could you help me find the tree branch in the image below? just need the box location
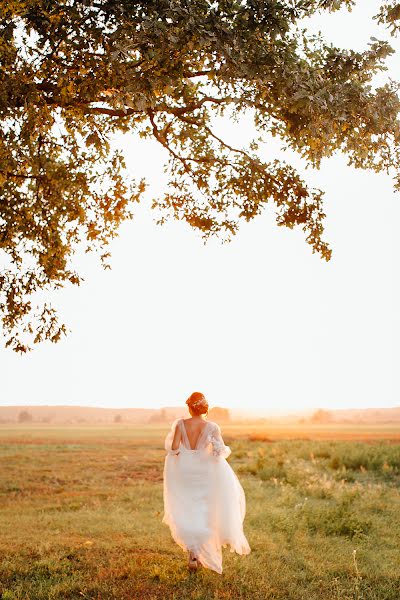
[176,114,281,187]
[147,109,193,177]
[82,106,138,117]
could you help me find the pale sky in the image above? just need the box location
[1,1,399,416]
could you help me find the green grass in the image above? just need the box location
[0,424,399,599]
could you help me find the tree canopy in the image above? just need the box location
[2,0,400,351]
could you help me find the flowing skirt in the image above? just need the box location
[162,446,250,574]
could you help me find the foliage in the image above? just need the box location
[309,408,333,423]
[2,1,400,350]
[17,409,32,423]
[208,407,230,422]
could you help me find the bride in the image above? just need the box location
[162,392,251,574]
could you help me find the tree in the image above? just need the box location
[148,408,168,423]
[18,409,33,423]
[208,407,230,422]
[41,415,53,423]
[309,408,332,424]
[2,1,400,351]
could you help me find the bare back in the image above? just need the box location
[182,418,208,450]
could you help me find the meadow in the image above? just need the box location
[0,423,399,600]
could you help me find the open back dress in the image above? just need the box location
[162,418,250,574]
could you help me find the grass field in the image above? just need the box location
[0,423,399,600]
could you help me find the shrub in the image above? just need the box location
[304,501,372,539]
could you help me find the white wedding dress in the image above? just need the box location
[162,418,251,574]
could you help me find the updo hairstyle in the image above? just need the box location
[186,392,209,417]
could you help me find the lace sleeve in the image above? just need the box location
[210,423,231,459]
[164,418,181,455]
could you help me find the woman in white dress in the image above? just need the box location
[162,392,251,574]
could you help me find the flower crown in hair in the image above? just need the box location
[187,396,208,408]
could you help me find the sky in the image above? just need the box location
[1,1,399,416]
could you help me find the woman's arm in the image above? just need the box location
[171,421,182,452]
[210,423,231,459]
[164,419,182,455]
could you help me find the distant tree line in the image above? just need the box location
[147,407,231,424]
[5,407,232,425]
